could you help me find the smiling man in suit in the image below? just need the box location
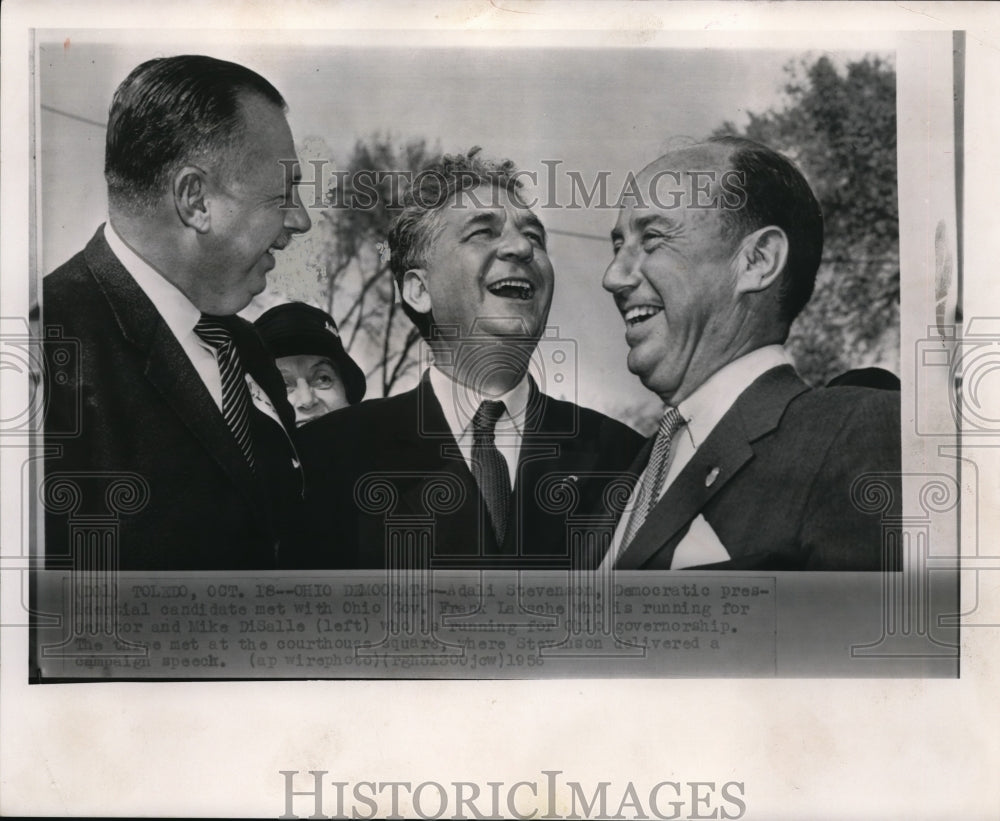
[42,55,311,569]
[601,136,900,571]
[292,149,642,569]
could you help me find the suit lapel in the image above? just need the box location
[394,377,496,556]
[513,383,634,561]
[607,436,651,518]
[504,381,549,554]
[614,422,754,569]
[616,365,809,570]
[229,317,298,434]
[83,228,259,504]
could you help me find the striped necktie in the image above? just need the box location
[471,400,511,548]
[194,315,256,471]
[616,406,686,560]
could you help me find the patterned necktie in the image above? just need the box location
[617,406,686,558]
[194,315,256,472]
[471,400,512,548]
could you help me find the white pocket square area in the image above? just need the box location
[670,514,731,569]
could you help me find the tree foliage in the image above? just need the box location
[317,136,435,397]
[315,57,898,398]
[714,55,899,385]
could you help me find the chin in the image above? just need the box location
[473,317,540,338]
[626,349,646,378]
[629,356,662,392]
[251,267,271,292]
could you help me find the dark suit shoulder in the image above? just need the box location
[536,393,645,467]
[789,385,900,570]
[43,228,140,339]
[299,388,418,441]
[45,225,111,286]
[44,246,101,307]
[544,391,639,431]
[43,252,125,350]
[45,247,89,284]
[783,382,900,434]
[579,401,642,444]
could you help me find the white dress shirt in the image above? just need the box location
[428,366,530,488]
[103,222,224,410]
[605,345,794,569]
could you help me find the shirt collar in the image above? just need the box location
[676,345,793,449]
[103,221,201,342]
[428,365,531,441]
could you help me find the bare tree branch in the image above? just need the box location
[345,282,369,352]
[380,294,399,396]
[386,326,422,392]
[323,257,353,317]
[338,261,388,333]
[315,136,434,396]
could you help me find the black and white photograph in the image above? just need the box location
[2,1,998,818]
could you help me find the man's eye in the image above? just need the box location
[524,231,546,248]
[312,375,334,389]
[641,233,666,249]
[284,383,296,394]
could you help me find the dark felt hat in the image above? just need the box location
[254,302,367,404]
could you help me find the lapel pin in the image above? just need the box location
[705,466,721,487]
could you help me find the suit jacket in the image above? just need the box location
[42,227,303,570]
[288,373,644,569]
[613,365,901,571]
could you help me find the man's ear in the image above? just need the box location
[733,226,788,295]
[173,166,211,233]
[401,269,433,315]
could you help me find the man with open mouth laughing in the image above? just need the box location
[42,55,311,570]
[601,137,901,572]
[291,149,643,569]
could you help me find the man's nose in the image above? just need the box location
[497,227,534,262]
[602,248,637,294]
[290,379,316,408]
[283,188,312,234]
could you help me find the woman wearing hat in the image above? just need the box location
[254,302,367,426]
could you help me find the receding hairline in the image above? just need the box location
[415,179,540,256]
[639,142,735,184]
[623,143,739,245]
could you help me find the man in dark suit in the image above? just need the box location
[292,150,643,568]
[601,136,900,571]
[42,55,311,570]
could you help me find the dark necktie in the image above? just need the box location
[616,406,686,561]
[471,400,511,548]
[194,315,256,471]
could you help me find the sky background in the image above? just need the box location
[37,34,890,429]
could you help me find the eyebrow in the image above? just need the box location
[460,207,547,245]
[632,213,680,233]
[611,212,681,244]
[461,212,501,231]
[309,359,337,374]
[518,212,547,242]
